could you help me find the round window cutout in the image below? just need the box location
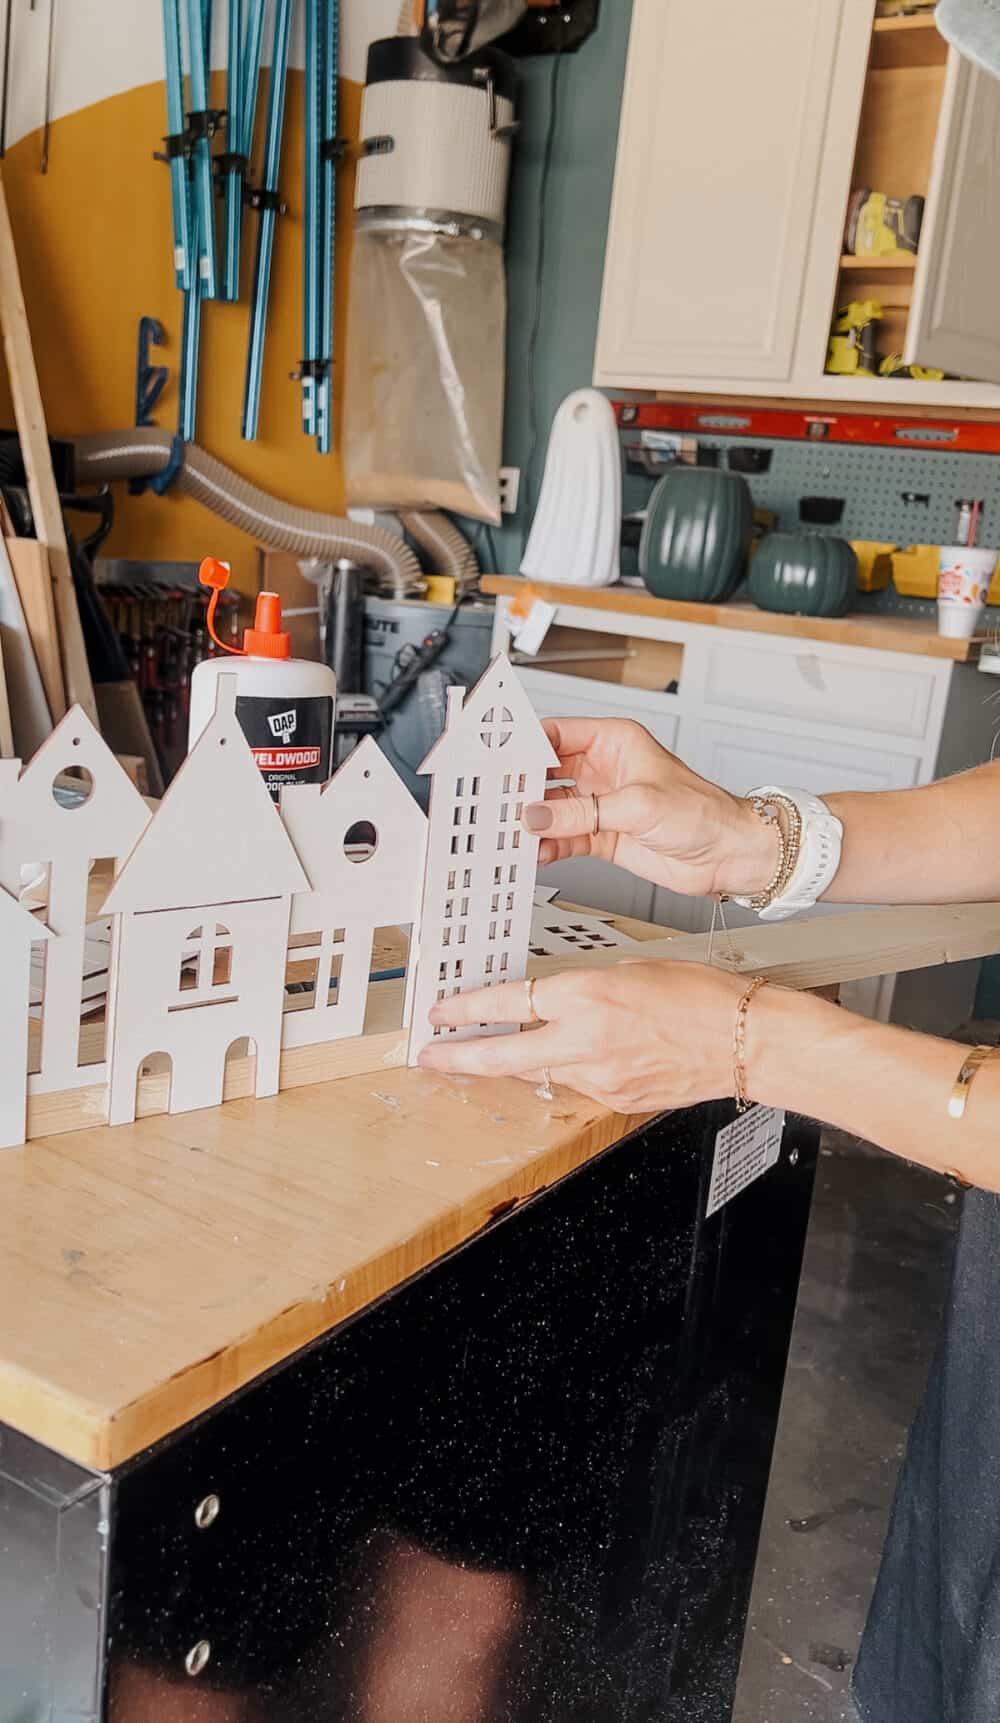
[344,819,378,863]
[52,765,95,808]
[480,706,514,750]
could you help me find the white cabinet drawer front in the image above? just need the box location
[522,677,680,757]
[698,721,922,796]
[703,643,936,740]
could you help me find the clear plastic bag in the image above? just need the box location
[343,225,505,525]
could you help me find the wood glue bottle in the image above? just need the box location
[188,557,338,802]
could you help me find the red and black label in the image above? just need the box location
[236,694,334,803]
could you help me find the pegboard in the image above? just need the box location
[622,434,1000,618]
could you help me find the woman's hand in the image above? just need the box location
[417,960,746,1115]
[524,717,778,899]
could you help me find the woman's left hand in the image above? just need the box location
[417,960,747,1115]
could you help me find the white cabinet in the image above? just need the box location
[595,0,1000,406]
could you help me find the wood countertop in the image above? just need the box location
[482,577,984,663]
[5,900,1000,1475]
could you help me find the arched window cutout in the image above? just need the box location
[480,707,514,750]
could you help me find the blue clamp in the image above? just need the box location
[130,316,185,497]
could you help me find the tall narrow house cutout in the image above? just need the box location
[408,654,558,1065]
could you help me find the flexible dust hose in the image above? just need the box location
[70,429,424,595]
[400,510,479,588]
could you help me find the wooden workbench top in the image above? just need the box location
[0,1070,640,1473]
[483,577,983,662]
[6,897,1000,1475]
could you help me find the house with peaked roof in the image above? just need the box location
[103,676,308,1124]
[407,652,558,1065]
[280,736,427,1047]
[0,887,51,1149]
[0,707,150,1097]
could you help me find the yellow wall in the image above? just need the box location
[2,70,363,594]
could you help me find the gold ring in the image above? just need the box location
[592,793,601,837]
[524,977,544,1024]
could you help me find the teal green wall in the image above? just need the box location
[488,0,634,573]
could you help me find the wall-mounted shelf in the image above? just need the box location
[840,253,916,270]
[870,11,947,66]
[873,13,939,33]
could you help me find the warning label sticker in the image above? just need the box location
[706,1107,785,1218]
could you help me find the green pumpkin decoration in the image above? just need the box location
[640,468,753,603]
[748,533,858,618]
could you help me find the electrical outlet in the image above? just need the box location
[499,467,521,515]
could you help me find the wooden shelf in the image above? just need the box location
[873,13,939,32]
[483,576,984,662]
[870,11,947,66]
[840,253,916,270]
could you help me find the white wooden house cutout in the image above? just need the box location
[407,652,558,1065]
[280,736,427,1047]
[0,886,50,1148]
[0,707,150,1096]
[103,676,308,1123]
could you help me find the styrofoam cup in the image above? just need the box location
[937,545,996,638]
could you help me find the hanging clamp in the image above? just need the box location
[215,149,250,194]
[245,184,288,215]
[187,106,228,143]
[156,129,192,165]
[291,357,330,384]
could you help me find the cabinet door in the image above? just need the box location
[594,0,873,389]
[906,50,1000,384]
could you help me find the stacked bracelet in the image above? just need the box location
[738,794,803,912]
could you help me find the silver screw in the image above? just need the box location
[789,1147,800,1167]
[194,1494,220,1530]
[185,1640,212,1678]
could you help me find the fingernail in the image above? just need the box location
[523,803,553,832]
[428,1007,445,1025]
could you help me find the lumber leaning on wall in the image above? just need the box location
[0,170,94,722]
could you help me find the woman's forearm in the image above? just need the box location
[822,763,1000,904]
[748,985,1000,1190]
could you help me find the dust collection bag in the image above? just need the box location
[342,36,517,526]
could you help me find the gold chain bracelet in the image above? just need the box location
[733,975,768,1112]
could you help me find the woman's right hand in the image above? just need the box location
[523,717,779,900]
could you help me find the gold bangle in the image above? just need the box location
[733,975,768,1112]
[948,1044,1000,1121]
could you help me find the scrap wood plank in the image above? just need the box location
[6,536,63,722]
[0,635,12,756]
[526,902,1000,991]
[0,170,93,722]
[0,533,50,755]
